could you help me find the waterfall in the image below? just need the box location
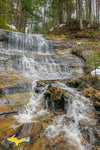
[44,82,95,150]
[0,29,54,54]
[21,56,72,80]
[0,29,95,149]
[14,80,49,123]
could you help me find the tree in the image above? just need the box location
[0,0,10,29]
[0,0,100,34]
[78,0,83,29]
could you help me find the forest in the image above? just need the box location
[0,0,100,34]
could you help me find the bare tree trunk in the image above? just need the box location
[96,0,99,28]
[58,9,63,24]
[98,0,100,28]
[78,0,83,29]
[67,2,72,23]
[57,0,63,24]
[76,0,79,20]
[10,1,13,31]
[88,0,93,28]
[85,0,89,21]
[16,0,19,29]
[23,13,27,33]
[43,5,46,35]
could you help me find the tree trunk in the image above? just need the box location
[96,0,99,28]
[88,0,93,28]
[58,9,63,24]
[67,1,72,23]
[76,0,79,20]
[98,0,100,28]
[78,0,83,29]
[85,0,89,21]
[43,4,46,35]
[16,0,19,29]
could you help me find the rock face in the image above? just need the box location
[44,86,66,111]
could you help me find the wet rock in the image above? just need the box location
[66,76,86,89]
[94,100,100,112]
[71,48,84,60]
[84,87,94,97]
[0,117,16,143]
[94,127,100,146]
[54,40,75,49]
[37,81,46,87]
[67,75,100,91]
[94,92,100,113]
[86,110,95,119]
[95,111,100,121]
[8,92,31,105]
[44,86,67,111]
[79,119,97,126]
[80,129,90,144]
[0,88,5,96]
[94,126,100,147]
[66,76,96,93]
[0,92,31,106]
[94,92,100,100]
[81,138,87,145]
[0,109,18,115]
[14,122,43,139]
[7,82,31,95]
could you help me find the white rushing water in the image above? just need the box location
[21,56,73,80]
[14,80,95,149]
[0,30,94,149]
[0,29,54,54]
[14,80,49,123]
[44,82,95,150]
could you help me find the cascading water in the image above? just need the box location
[14,80,49,123]
[0,29,96,149]
[44,82,95,150]
[0,29,54,54]
[21,56,73,80]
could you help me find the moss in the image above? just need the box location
[0,22,12,31]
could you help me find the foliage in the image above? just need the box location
[0,0,10,30]
[0,0,100,33]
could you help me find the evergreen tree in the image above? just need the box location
[0,0,10,29]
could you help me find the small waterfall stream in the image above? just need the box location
[14,80,49,123]
[44,82,95,150]
[0,29,96,150]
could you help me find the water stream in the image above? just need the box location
[0,29,96,150]
[45,82,95,150]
